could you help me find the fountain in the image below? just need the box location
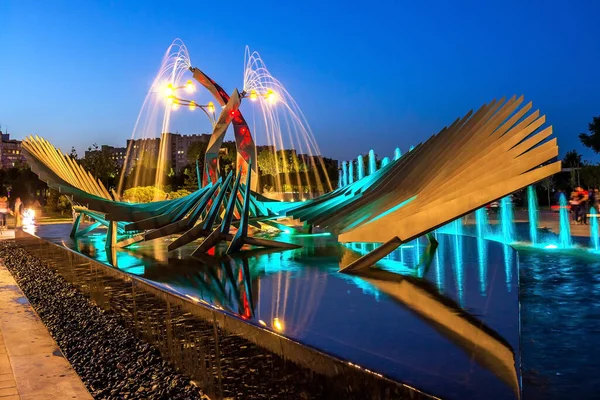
[475,208,489,238]
[394,148,402,160]
[409,145,415,152]
[500,196,515,244]
[381,157,390,167]
[527,186,539,245]
[243,48,333,195]
[591,207,599,251]
[357,155,365,180]
[369,149,377,175]
[477,236,488,296]
[454,218,463,236]
[559,193,572,248]
[18,38,568,399]
[117,39,193,197]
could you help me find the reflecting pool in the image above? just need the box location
[519,247,600,399]
[29,224,520,399]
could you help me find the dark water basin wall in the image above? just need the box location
[19,224,522,399]
[15,230,426,400]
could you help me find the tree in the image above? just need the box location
[540,176,554,206]
[563,150,582,187]
[580,164,600,189]
[579,116,600,153]
[563,150,582,168]
[183,166,199,191]
[45,188,71,215]
[69,147,78,160]
[81,143,118,187]
[219,142,236,177]
[187,141,208,165]
[257,149,277,176]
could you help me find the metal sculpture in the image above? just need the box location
[21,136,292,258]
[285,96,561,271]
[23,96,559,272]
[190,67,258,191]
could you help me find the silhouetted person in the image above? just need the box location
[13,197,22,228]
[0,197,9,231]
[580,189,589,225]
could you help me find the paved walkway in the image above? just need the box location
[0,231,14,241]
[0,258,91,399]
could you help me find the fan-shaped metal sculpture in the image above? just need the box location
[22,95,559,270]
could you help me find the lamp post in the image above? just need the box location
[240,89,278,104]
[162,79,279,191]
[165,80,217,124]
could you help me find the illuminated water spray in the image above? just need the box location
[368,149,376,175]
[357,155,365,180]
[591,207,599,251]
[119,39,192,197]
[475,207,489,238]
[477,237,488,296]
[527,186,539,245]
[381,157,390,167]
[349,161,354,184]
[558,193,572,248]
[341,161,348,187]
[243,48,332,195]
[499,196,515,244]
[394,148,402,160]
[454,217,463,236]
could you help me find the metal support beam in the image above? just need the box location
[69,213,81,238]
[105,221,117,251]
[338,237,402,273]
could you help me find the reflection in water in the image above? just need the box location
[453,233,465,306]
[503,244,513,292]
[354,269,520,398]
[519,249,600,399]
[30,224,521,399]
[434,232,444,293]
[478,237,488,296]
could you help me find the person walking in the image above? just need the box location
[570,190,581,224]
[13,197,23,228]
[0,197,9,232]
[578,188,589,225]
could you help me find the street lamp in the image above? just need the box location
[163,81,216,124]
[240,89,278,104]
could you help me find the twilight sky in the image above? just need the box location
[1,0,599,162]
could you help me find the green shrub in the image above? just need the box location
[122,186,167,203]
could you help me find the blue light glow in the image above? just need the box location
[357,155,365,180]
[475,207,489,238]
[591,207,599,251]
[527,186,539,245]
[368,149,377,176]
[500,196,515,244]
[559,193,573,248]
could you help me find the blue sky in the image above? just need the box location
[1,0,599,162]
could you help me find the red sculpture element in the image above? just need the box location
[190,67,258,190]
